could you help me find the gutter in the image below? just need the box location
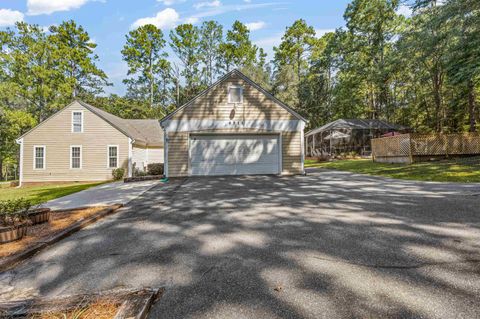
[15,138,23,187]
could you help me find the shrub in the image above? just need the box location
[147,163,164,176]
[112,168,125,181]
[133,168,148,177]
[0,198,31,227]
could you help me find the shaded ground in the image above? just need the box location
[1,169,480,318]
[305,157,480,183]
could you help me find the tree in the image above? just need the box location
[170,24,202,101]
[219,21,257,72]
[0,107,36,180]
[50,20,109,99]
[199,21,224,85]
[122,24,170,111]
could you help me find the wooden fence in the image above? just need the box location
[371,133,480,163]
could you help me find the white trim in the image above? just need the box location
[107,145,119,169]
[33,145,46,170]
[300,122,305,174]
[227,85,243,104]
[164,131,169,178]
[71,110,84,133]
[17,139,24,186]
[278,133,283,174]
[163,119,303,133]
[128,138,133,177]
[69,145,82,169]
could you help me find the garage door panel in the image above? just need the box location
[190,134,280,176]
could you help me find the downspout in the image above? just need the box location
[15,138,23,187]
[301,125,305,175]
[163,127,168,178]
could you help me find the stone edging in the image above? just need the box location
[0,204,123,272]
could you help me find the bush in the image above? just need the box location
[112,168,125,181]
[0,198,31,227]
[147,163,164,176]
[133,168,148,177]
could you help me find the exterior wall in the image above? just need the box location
[22,101,130,183]
[164,74,304,177]
[132,146,164,172]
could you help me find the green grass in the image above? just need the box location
[305,158,480,183]
[0,182,106,205]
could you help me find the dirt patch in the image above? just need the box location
[0,207,108,258]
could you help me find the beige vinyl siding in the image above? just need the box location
[167,132,189,177]
[282,131,302,174]
[172,74,297,121]
[22,101,130,183]
[147,147,164,164]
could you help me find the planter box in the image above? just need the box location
[0,223,28,244]
[28,208,51,225]
[124,175,165,183]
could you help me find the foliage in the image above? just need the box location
[305,157,480,183]
[147,163,164,176]
[122,24,170,113]
[112,168,125,180]
[0,198,31,227]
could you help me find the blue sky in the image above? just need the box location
[0,0,408,95]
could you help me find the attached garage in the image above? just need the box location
[160,69,307,177]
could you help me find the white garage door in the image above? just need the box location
[189,134,280,176]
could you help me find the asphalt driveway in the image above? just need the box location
[2,169,480,318]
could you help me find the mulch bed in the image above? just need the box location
[1,207,109,258]
[0,287,164,319]
[123,175,164,183]
[0,205,123,272]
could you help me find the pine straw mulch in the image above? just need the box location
[0,207,109,258]
[26,298,120,319]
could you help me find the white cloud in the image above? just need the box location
[157,0,186,5]
[244,0,252,2]
[27,0,91,15]
[397,5,412,17]
[194,0,222,10]
[315,28,335,37]
[186,2,277,23]
[131,8,180,29]
[245,21,266,31]
[0,9,24,27]
[185,17,200,24]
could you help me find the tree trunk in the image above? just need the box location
[468,80,477,132]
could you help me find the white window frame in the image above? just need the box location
[70,145,82,169]
[227,85,243,104]
[33,145,46,170]
[107,145,119,169]
[71,110,84,133]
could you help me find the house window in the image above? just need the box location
[72,111,83,133]
[108,145,118,168]
[34,146,45,170]
[228,86,243,104]
[70,146,82,169]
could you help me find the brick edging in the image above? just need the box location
[0,204,123,272]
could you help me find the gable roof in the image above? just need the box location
[18,100,163,147]
[306,119,408,137]
[160,69,308,124]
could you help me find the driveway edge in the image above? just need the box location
[0,204,123,272]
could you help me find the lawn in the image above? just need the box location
[305,157,480,183]
[0,182,106,205]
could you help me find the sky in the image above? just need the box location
[0,0,411,96]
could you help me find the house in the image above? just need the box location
[305,118,408,157]
[16,100,163,186]
[160,69,307,177]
